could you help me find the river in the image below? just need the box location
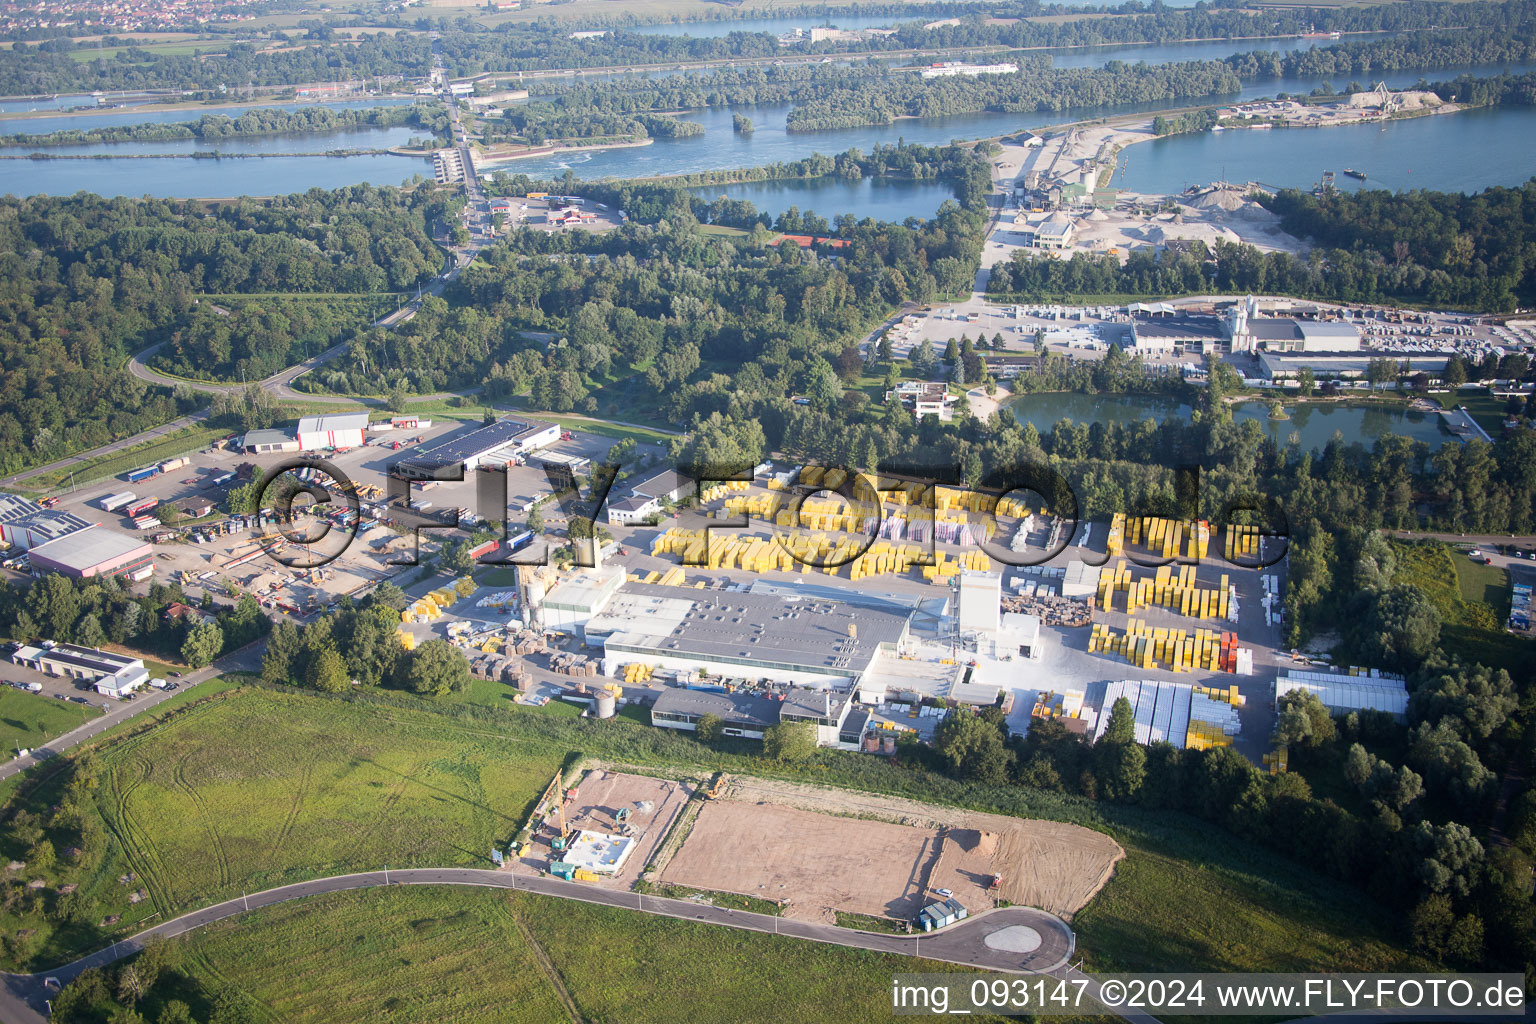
[630,5,1202,37]
[1119,104,1536,196]
[1,45,1532,207]
[1002,392,1456,450]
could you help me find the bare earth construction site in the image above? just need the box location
[655,776,1123,926]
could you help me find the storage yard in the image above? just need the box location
[658,776,1122,925]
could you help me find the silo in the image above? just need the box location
[594,691,617,719]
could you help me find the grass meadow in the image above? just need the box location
[160,886,1017,1024]
[0,682,1430,984]
[0,688,96,753]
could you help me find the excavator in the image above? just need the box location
[702,771,728,800]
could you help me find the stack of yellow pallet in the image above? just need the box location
[1225,524,1261,560]
[1106,513,1126,556]
[1262,746,1289,774]
[1185,720,1232,751]
[699,480,749,503]
[1088,619,1227,673]
[995,495,1051,519]
[799,466,825,488]
[723,493,783,522]
[1098,561,1230,619]
[1124,516,1210,560]
[622,663,653,684]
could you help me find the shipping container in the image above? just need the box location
[99,492,136,512]
[159,456,190,473]
[125,497,160,517]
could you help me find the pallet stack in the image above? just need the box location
[1096,561,1232,619]
[699,480,749,504]
[1225,524,1262,561]
[1089,619,1237,673]
[1124,516,1210,561]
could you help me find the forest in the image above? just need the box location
[296,141,989,404]
[0,187,448,474]
[0,103,447,150]
[987,177,1536,312]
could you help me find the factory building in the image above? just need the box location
[242,428,300,454]
[0,508,92,551]
[1275,669,1408,720]
[595,584,912,688]
[649,685,855,746]
[27,525,154,580]
[1258,352,1378,381]
[630,468,693,504]
[1034,217,1074,250]
[1225,295,1361,354]
[10,641,149,698]
[296,412,370,452]
[405,417,560,474]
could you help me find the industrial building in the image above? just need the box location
[27,525,154,580]
[1034,218,1074,250]
[1275,669,1408,720]
[1258,352,1378,381]
[0,503,91,551]
[406,417,560,473]
[10,641,149,698]
[1225,295,1361,354]
[649,685,855,745]
[630,468,693,504]
[296,412,370,451]
[242,428,300,454]
[595,584,912,688]
[1092,679,1244,750]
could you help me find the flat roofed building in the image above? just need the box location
[1129,314,1226,354]
[0,494,41,525]
[242,429,300,454]
[0,508,91,551]
[650,685,853,744]
[602,584,911,686]
[296,412,369,452]
[1276,669,1408,720]
[12,641,149,697]
[406,417,560,473]
[541,566,626,632]
[28,525,153,579]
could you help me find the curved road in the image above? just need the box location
[0,869,1075,1022]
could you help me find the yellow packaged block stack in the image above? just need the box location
[699,480,749,504]
[800,466,825,488]
[1225,524,1260,560]
[1106,513,1126,556]
[622,663,653,684]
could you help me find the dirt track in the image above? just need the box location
[664,777,1123,924]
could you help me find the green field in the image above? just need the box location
[156,886,1011,1024]
[0,689,96,753]
[0,683,1430,979]
[1389,539,1527,671]
[0,687,561,968]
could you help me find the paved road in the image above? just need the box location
[0,868,1076,1022]
[0,410,212,489]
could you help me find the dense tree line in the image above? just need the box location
[0,32,429,95]
[153,296,386,383]
[428,1,1534,76]
[302,141,989,401]
[0,574,270,670]
[0,187,446,474]
[0,103,447,149]
[260,583,470,697]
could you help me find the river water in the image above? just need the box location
[1003,392,1455,450]
[1,43,1532,207]
[689,175,958,224]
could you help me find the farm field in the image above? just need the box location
[0,688,96,752]
[155,886,1016,1024]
